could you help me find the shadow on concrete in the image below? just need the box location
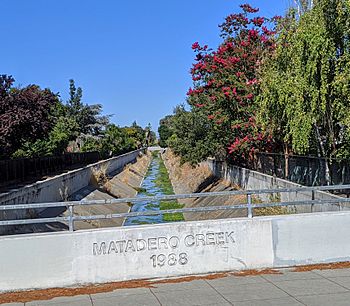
[194,175,221,193]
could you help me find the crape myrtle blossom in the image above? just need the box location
[187,4,280,162]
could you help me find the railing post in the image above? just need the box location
[69,205,74,232]
[311,190,315,213]
[247,194,253,218]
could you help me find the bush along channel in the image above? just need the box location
[124,152,184,226]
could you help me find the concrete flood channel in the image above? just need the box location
[125,152,184,226]
[71,152,184,229]
[125,150,257,225]
[1,148,295,235]
[8,151,184,233]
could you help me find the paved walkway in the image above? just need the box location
[4,268,350,305]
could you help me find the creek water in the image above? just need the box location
[124,156,167,226]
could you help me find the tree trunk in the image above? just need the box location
[283,143,290,179]
[314,123,331,185]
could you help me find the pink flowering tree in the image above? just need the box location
[187,4,280,163]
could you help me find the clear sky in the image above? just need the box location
[1,0,290,131]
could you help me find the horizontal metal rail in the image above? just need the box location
[0,217,70,226]
[1,184,350,211]
[1,197,350,227]
[2,184,350,232]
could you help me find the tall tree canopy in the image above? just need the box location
[168,4,279,164]
[66,79,110,137]
[0,75,59,157]
[158,115,174,148]
[258,0,350,159]
[0,75,155,159]
[166,105,223,164]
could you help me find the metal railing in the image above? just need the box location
[1,184,350,232]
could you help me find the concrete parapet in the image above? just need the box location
[2,211,350,292]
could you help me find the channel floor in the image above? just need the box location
[4,268,350,305]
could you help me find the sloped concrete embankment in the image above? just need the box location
[207,159,347,214]
[162,150,247,221]
[162,150,347,219]
[0,149,149,235]
[69,152,151,230]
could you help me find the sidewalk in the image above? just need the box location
[3,267,350,305]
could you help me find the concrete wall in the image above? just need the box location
[2,211,350,292]
[207,159,346,214]
[0,149,145,235]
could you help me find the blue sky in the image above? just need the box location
[1,0,290,131]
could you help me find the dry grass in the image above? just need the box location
[252,196,289,217]
[233,268,282,276]
[293,261,350,272]
[91,162,109,186]
[254,206,289,216]
[59,184,69,201]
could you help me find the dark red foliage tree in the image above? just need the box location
[0,75,59,157]
[187,4,280,163]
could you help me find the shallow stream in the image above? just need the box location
[124,154,179,226]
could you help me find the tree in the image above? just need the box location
[166,105,224,165]
[258,0,350,182]
[145,123,157,146]
[158,115,174,147]
[66,79,110,137]
[9,79,112,158]
[101,124,136,156]
[186,4,279,163]
[80,120,157,157]
[13,117,79,158]
[259,0,350,156]
[124,121,146,148]
[0,75,59,157]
